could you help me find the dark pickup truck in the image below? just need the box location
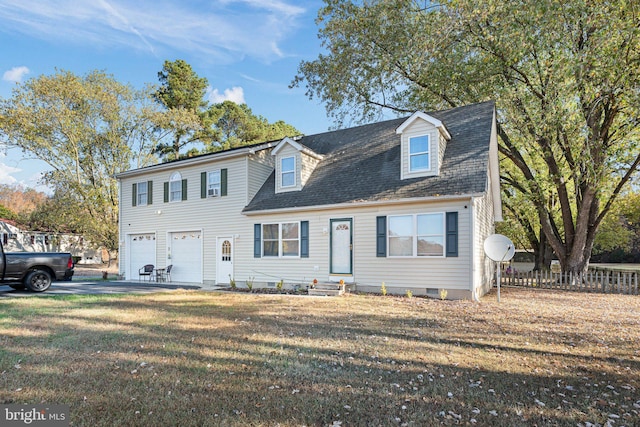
[0,240,74,292]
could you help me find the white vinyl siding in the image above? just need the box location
[242,200,471,294]
[118,157,252,283]
[247,151,275,204]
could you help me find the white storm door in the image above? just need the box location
[330,218,353,276]
[169,231,203,283]
[128,233,156,280]
[216,237,234,284]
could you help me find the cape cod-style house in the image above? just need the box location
[116,101,502,299]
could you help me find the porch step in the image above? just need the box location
[308,282,346,297]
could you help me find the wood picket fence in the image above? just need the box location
[500,269,639,295]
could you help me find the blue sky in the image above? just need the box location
[0,0,332,190]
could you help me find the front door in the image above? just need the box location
[216,237,234,284]
[330,218,353,280]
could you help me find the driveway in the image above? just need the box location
[0,280,205,297]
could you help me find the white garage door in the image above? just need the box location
[128,233,156,280]
[169,231,202,283]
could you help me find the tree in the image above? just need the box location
[152,60,215,159]
[0,184,48,217]
[205,101,300,152]
[293,0,640,273]
[592,191,640,262]
[0,204,17,221]
[0,70,157,261]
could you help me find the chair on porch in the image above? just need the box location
[139,264,154,281]
[156,265,172,282]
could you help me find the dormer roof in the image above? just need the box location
[396,111,451,140]
[272,137,324,160]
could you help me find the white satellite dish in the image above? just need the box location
[484,234,515,262]
[483,234,515,302]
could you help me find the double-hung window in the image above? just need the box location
[409,135,430,172]
[281,156,295,187]
[137,181,148,206]
[262,222,300,257]
[208,170,221,197]
[388,213,444,257]
[169,172,182,202]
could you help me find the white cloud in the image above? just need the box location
[2,66,30,83]
[0,0,307,63]
[208,86,245,104]
[0,160,20,185]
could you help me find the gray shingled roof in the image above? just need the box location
[243,101,495,213]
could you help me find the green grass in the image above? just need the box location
[1,288,639,426]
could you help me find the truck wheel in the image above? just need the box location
[24,269,52,292]
[9,283,26,290]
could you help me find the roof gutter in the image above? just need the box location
[242,193,486,216]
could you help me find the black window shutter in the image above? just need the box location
[132,183,137,207]
[147,181,153,205]
[221,168,228,196]
[376,216,387,257]
[254,224,261,258]
[201,172,207,199]
[300,221,309,258]
[446,211,458,257]
[181,179,187,201]
[163,182,168,203]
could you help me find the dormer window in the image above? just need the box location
[397,111,451,180]
[272,136,323,194]
[409,135,430,172]
[281,156,296,187]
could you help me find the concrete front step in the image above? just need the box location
[308,282,347,296]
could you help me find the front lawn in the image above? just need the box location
[1,288,638,426]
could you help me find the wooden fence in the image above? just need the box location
[500,269,639,295]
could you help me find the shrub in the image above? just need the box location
[381,282,387,296]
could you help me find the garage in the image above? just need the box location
[127,233,156,280]
[169,230,203,283]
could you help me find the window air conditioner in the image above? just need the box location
[208,188,220,197]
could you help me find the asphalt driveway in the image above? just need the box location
[0,280,204,297]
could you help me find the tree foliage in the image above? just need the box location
[205,101,300,152]
[152,60,300,158]
[0,184,48,217]
[0,70,156,258]
[293,0,640,272]
[152,60,216,159]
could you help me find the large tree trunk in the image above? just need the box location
[533,232,554,271]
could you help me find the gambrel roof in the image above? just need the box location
[243,101,496,213]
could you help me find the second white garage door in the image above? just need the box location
[169,231,202,283]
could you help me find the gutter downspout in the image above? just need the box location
[469,196,479,302]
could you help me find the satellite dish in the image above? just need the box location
[484,234,515,262]
[484,234,515,303]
